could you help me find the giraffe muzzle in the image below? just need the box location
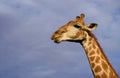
[51,35,61,43]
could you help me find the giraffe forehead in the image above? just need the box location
[57,22,75,31]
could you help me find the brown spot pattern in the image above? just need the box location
[90,56,95,61]
[95,56,100,63]
[101,72,107,78]
[93,43,96,49]
[95,75,101,78]
[97,48,100,54]
[95,65,102,73]
[91,63,95,68]
[109,71,115,78]
[102,61,108,72]
[89,50,95,56]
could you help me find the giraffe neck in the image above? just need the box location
[81,36,119,78]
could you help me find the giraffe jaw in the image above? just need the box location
[52,38,83,44]
[51,34,82,43]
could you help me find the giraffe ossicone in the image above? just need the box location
[51,14,119,78]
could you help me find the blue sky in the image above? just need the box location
[0,0,120,78]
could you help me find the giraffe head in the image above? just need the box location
[51,14,98,43]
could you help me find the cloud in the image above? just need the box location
[0,0,120,78]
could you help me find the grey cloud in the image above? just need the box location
[0,0,120,78]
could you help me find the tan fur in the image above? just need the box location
[51,14,119,78]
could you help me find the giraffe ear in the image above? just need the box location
[88,23,98,31]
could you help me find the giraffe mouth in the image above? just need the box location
[54,39,61,43]
[51,36,62,43]
[66,40,83,43]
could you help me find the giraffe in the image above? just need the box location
[51,14,119,78]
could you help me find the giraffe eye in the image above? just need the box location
[74,25,81,29]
